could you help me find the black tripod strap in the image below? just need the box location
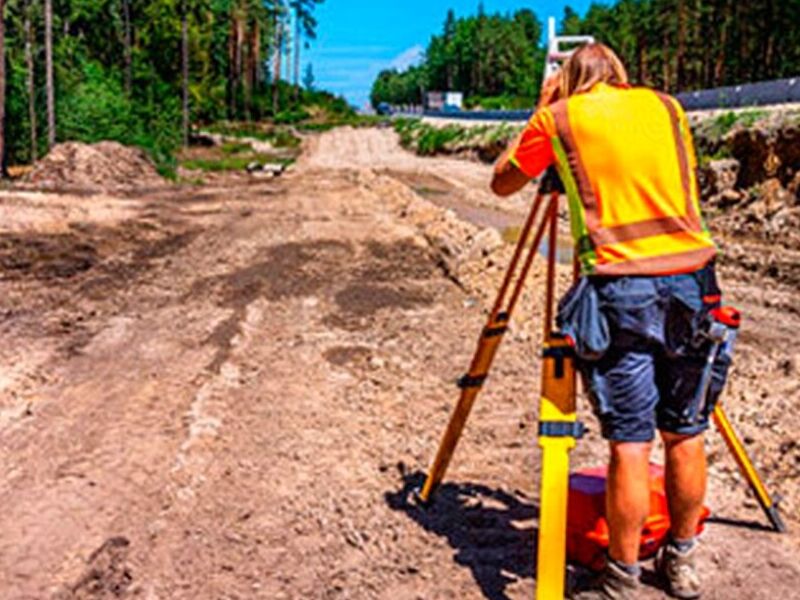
[458,374,488,389]
[539,421,586,439]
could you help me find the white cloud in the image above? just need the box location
[389,45,425,71]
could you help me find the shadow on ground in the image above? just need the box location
[385,469,539,600]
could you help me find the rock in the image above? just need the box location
[724,119,800,189]
[188,132,218,147]
[750,179,794,221]
[466,227,503,261]
[701,159,740,198]
[787,172,800,201]
[711,188,746,208]
[262,163,286,176]
[368,356,386,370]
[246,162,286,177]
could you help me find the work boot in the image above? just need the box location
[655,539,702,599]
[570,560,641,600]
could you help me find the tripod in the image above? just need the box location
[416,179,786,599]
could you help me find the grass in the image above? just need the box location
[296,114,389,132]
[703,109,769,139]
[393,118,521,158]
[205,122,302,148]
[180,153,295,173]
[221,142,252,155]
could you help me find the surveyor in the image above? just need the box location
[491,43,726,599]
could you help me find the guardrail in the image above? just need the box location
[675,77,800,110]
[412,77,800,122]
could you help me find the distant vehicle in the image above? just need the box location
[445,92,464,110]
[426,91,464,112]
[376,102,392,116]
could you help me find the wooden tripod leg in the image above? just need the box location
[417,192,554,504]
[713,405,787,532]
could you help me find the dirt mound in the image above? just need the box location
[26,141,164,190]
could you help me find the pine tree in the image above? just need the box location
[45,0,55,147]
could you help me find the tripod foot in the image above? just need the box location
[411,486,434,509]
[766,503,788,533]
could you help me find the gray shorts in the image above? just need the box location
[577,263,730,442]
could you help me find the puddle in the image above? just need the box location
[386,171,575,265]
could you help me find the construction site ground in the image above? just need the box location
[0,127,798,600]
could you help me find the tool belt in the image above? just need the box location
[556,277,610,361]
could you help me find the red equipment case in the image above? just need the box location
[566,464,711,571]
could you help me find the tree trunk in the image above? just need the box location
[228,11,236,117]
[637,34,648,86]
[24,1,37,163]
[122,0,132,95]
[45,0,55,148]
[246,18,260,119]
[181,0,189,147]
[676,0,686,89]
[235,16,244,107]
[714,0,730,85]
[243,19,253,121]
[228,11,245,119]
[661,26,671,91]
[0,0,6,177]
[272,15,282,115]
[293,8,301,102]
[284,18,291,83]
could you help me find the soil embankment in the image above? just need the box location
[0,128,797,599]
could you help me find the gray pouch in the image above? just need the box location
[556,278,611,361]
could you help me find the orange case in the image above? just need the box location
[566,464,710,571]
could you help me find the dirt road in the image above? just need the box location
[0,128,798,599]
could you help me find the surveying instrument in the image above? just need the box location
[415,21,786,600]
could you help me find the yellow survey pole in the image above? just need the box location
[536,334,580,599]
[535,200,582,599]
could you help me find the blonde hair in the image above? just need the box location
[560,43,629,98]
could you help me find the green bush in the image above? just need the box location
[275,108,311,124]
[465,95,534,110]
[57,61,182,177]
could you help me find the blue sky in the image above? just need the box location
[304,1,593,108]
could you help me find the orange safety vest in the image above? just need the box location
[510,83,717,276]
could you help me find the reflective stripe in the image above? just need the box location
[549,101,601,235]
[591,214,701,246]
[593,246,717,276]
[550,134,596,273]
[655,93,703,230]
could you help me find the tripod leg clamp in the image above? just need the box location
[539,421,586,439]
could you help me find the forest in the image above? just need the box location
[371,7,545,110]
[0,0,339,173]
[371,0,800,109]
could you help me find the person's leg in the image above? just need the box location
[661,431,707,540]
[654,430,706,599]
[582,342,658,569]
[607,440,653,565]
